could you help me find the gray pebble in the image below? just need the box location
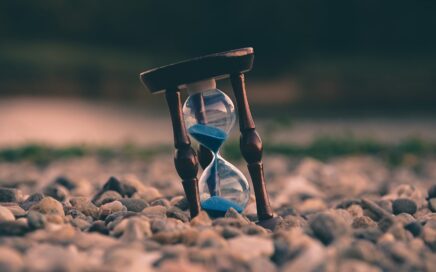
[166,206,189,222]
[93,190,123,206]
[0,188,20,203]
[20,193,44,210]
[150,198,171,208]
[119,198,148,212]
[0,221,29,236]
[427,184,436,199]
[392,198,417,215]
[309,212,350,245]
[69,197,99,218]
[428,198,436,212]
[27,211,46,230]
[43,184,69,202]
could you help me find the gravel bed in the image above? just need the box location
[0,155,436,271]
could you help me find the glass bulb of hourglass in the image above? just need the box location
[183,85,250,217]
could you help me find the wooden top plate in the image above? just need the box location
[139,47,254,93]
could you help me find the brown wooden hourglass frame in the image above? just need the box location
[140,48,280,228]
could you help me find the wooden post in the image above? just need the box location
[165,87,201,218]
[230,73,274,221]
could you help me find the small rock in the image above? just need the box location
[0,206,15,222]
[166,206,189,222]
[132,188,163,203]
[0,221,29,236]
[392,198,417,215]
[69,197,99,218]
[242,224,269,235]
[0,246,24,272]
[353,228,383,243]
[71,217,91,230]
[352,216,376,229]
[171,196,189,211]
[150,198,171,207]
[105,211,136,225]
[119,217,152,242]
[27,211,46,230]
[196,229,227,248]
[119,198,148,212]
[88,220,109,235]
[225,207,250,225]
[422,224,436,251]
[30,197,64,218]
[20,193,44,210]
[3,204,26,217]
[190,211,212,227]
[404,221,422,237]
[297,198,327,215]
[338,260,381,272]
[347,204,364,218]
[429,198,436,212]
[0,187,21,202]
[309,212,350,245]
[248,258,277,272]
[93,190,122,206]
[43,184,69,201]
[427,184,436,199]
[276,232,326,271]
[228,235,274,260]
[220,226,242,239]
[54,176,77,190]
[99,201,127,219]
[142,205,167,219]
[151,218,187,233]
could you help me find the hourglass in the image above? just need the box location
[140,48,280,228]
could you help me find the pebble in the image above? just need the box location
[392,198,417,215]
[30,197,64,217]
[27,211,46,230]
[88,220,109,235]
[427,184,436,199]
[3,204,26,217]
[151,198,171,207]
[272,229,326,269]
[43,184,69,201]
[309,212,350,245]
[151,218,187,233]
[228,235,274,260]
[93,190,122,206]
[166,206,189,222]
[404,221,422,237]
[428,198,436,212]
[118,217,152,242]
[69,197,99,218]
[0,221,29,236]
[0,206,15,222]
[220,226,242,239]
[142,205,167,219]
[99,201,126,219]
[0,187,21,202]
[225,207,250,225]
[190,211,212,227]
[54,176,77,190]
[0,246,24,272]
[196,229,227,248]
[119,198,148,212]
[71,217,91,230]
[171,196,189,211]
[352,216,377,229]
[20,192,44,210]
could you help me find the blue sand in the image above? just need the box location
[201,196,244,218]
[188,124,228,153]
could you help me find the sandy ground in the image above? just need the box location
[1,97,436,147]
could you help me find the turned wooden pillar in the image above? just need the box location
[230,73,274,221]
[165,87,201,218]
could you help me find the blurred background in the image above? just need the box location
[1,0,436,148]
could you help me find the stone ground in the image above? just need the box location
[1,154,436,272]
